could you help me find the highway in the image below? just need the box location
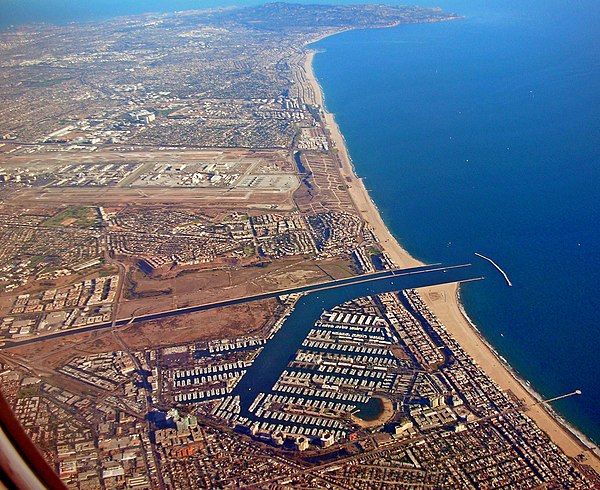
[0,262,482,350]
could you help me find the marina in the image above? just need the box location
[164,270,484,451]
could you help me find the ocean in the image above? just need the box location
[2,0,599,445]
[312,0,600,444]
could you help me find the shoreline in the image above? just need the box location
[302,40,600,472]
[454,288,600,457]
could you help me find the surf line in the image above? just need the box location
[475,252,513,287]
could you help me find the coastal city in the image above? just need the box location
[2,285,596,488]
[0,2,599,489]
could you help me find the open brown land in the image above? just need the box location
[118,256,354,318]
[4,298,277,372]
[294,151,356,214]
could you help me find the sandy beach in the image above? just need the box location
[351,397,395,429]
[303,48,600,472]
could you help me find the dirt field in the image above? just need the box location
[117,256,355,318]
[117,299,278,350]
[7,298,278,372]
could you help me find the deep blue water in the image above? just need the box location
[312,0,600,444]
[2,0,599,446]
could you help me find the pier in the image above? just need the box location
[537,390,582,406]
[475,253,512,286]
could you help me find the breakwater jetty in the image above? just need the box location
[475,253,512,286]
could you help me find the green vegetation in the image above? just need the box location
[18,384,39,398]
[28,255,46,266]
[367,245,382,256]
[24,77,72,88]
[319,262,354,278]
[124,270,172,299]
[156,108,179,117]
[43,207,98,228]
[98,267,116,278]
